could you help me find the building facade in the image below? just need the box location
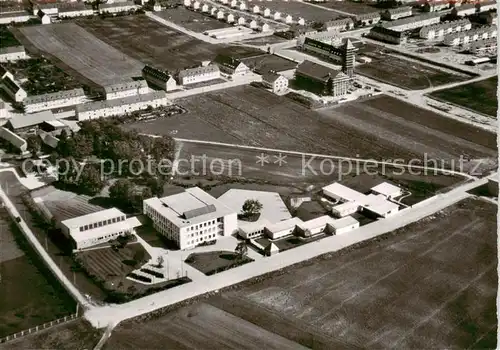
[177,64,220,85]
[354,12,381,26]
[323,18,355,32]
[467,37,497,54]
[443,25,497,46]
[24,88,86,113]
[214,55,250,76]
[295,60,351,97]
[99,1,140,14]
[381,6,413,20]
[300,37,356,77]
[143,187,238,250]
[142,65,177,91]
[262,72,288,93]
[2,76,27,102]
[419,19,472,39]
[104,80,149,100]
[0,11,31,24]
[368,25,408,44]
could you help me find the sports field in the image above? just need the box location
[78,15,263,72]
[16,23,144,87]
[107,198,497,349]
[429,76,497,117]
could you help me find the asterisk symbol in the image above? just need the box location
[256,153,269,166]
[273,153,287,166]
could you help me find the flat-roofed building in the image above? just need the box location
[5,110,55,132]
[60,208,141,250]
[264,217,303,240]
[0,46,27,63]
[142,65,177,91]
[332,201,360,217]
[24,88,86,113]
[1,76,27,102]
[177,64,220,85]
[370,182,403,199]
[361,194,400,218]
[0,126,27,153]
[103,80,149,100]
[296,215,337,236]
[322,182,367,203]
[143,187,237,249]
[76,91,169,120]
[329,216,359,235]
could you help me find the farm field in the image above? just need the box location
[14,23,144,87]
[78,15,263,72]
[312,0,380,14]
[357,50,470,89]
[429,76,498,117]
[155,7,231,32]
[1,319,103,350]
[103,303,309,350]
[108,198,496,349]
[0,210,76,338]
[255,1,341,23]
[126,85,496,168]
[240,54,297,73]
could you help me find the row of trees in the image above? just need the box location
[109,178,164,212]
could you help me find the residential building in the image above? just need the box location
[300,37,356,77]
[467,36,497,54]
[368,25,408,44]
[284,14,293,24]
[294,60,351,97]
[142,65,177,91]
[297,17,305,26]
[103,80,149,100]
[381,6,413,20]
[383,11,445,32]
[213,55,250,76]
[38,10,51,24]
[261,22,271,32]
[454,1,496,16]
[1,76,27,102]
[323,18,354,32]
[76,91,169,120]
[264,217,303,240]
[354,12,381,26]
[60,208,141,250]
[443,25,497,46]
[419,18,471,39]
[0,65,14,81]
[273,11,281,20]
[23,88,86,113]
[5,110,56,133]
[0,11,31,24]
[0,46,27,62]
[143,187,238,250]
[58,4,94,18]
[262,72,288,93]
[98,1,140,14]
[421,0,450,12]
[251,5,260,13]
[177,64,220,85]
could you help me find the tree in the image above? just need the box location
[77,165,104,195]
[235,241,248,259]
[26,135,42,156]
[241,199,263,217]
[109,179,133,203]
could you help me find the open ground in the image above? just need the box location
[255,1,342,23]
[78,15,263,72]
[240,54,297,74]
[125,86,496,166]
[13,23,144,87]
[0,209,76,338]
[356,49,470,90]
[155,7,231,32]
[429,76,497,117]
[312,0,380,14]
[106,198,496,349]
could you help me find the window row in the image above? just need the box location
[79,216,125,232]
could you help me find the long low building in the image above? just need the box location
[419,19,472,40]
[177,64,220,85]
[98,1,140,14]
[2,76,27,102]
[0,11,31,24]
[5,110,56,132]
[76,91,169,120]
[24,88,86,113]
[264,217,304,240]
[443,25,497,46]
[60,208,141,250]
[104,80,149,100]
[0,126,27,153]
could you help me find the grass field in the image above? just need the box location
[429,76,497,117]
[313,0,380,14]
[0,211,76,338]
[1,319,102,350]
[126,86,496,168]
[240,54,297,73]
[185,251,254,276]
[78,15,263,72]
[155,7,231,32]
[256,1,342,23]
[357,50,470,90]
[107,198,496,349]
[15,23,144,87]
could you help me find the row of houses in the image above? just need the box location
[23,88,86,113]
[443,25,497,46]
[103,80,149,100]
[466,36,496,54]
[419,18,472,39]
[0,11,32,24]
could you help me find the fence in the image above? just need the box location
[0,313,79,344]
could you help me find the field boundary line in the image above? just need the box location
[174,138,475,178]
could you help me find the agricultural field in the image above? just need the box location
[429,76,498,117]
[1,319,103,350]
[78,15,263,72]
[107,198,497,349]
[0,210,76,338]
[2,57,84,96]
[255,1,342,23]
[240,54,297,73]
[357,49,470,89]
[14,23,144,87]
[313,0,380,15]
[155,7,231,32]
[126,86,496,170]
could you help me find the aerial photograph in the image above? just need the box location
[0,0,497,348]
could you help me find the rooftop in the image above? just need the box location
[0,46,25,55]
[329,216,359,230]
[61,207,125,229]
[104,80,148,94]
[69,216,141,244]
[178,64,220,79]
[144,187,235,227]
[24,88,85,105]
[297,215,337,231]
[370,182,402,197]
[8,110,55,130]
[296,60,346,82]
[2,76,22,94]
[362,194,400,216]
[322,182,367,203]
[142,65,173,82]
[99,1,137,9]
[265,217,304,233]
[76,91,166,113]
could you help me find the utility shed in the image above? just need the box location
[330,216,359,235]
[370,182,402,199]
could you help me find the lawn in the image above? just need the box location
[155,7,231,32]
[429,76,498,117]
[185,250,254,276]
[0,214,76,338]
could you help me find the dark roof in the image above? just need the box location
[324,17,354,27]
[142,65,173,82]
[2,76,21,93]
[178,64,219,79]
[214,54,243,70]
[183,204,217,219]
[262,71,284,84]
[295,60,342,82]
[370,25,406,38]
[386,6,412,14]
[0,65,7,77]
[355,12,381,20]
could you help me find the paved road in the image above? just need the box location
[83,173,489,329]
